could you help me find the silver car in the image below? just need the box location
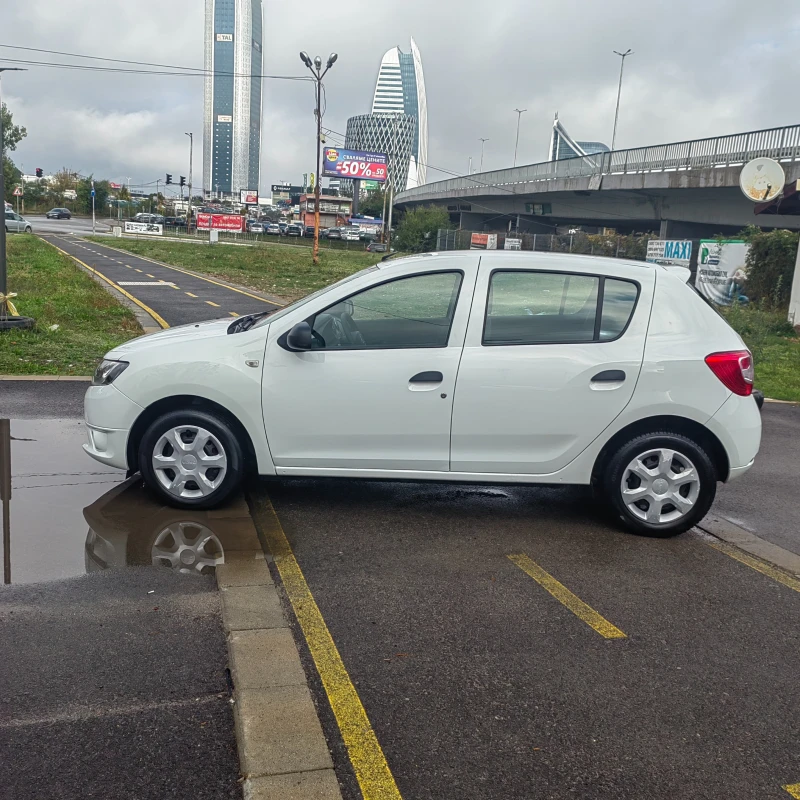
[4,210,32,233]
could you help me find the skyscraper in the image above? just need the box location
[549,113,609,162]
[370,38,427,190]
[203,0,263,199]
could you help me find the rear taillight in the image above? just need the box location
[705,350,754,396]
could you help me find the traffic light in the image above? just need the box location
[179,176,186,188]
[35,167,43,178]
[166,174,173,185]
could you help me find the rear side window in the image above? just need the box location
[483,270,639,345]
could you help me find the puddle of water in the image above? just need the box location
[1,419,259,584]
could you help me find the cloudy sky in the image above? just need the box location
[3,0,800,197]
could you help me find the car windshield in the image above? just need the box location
[253,265,380,328]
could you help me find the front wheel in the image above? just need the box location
[138,409,245,509]
[24,226,32,233]
[603,432,717,537]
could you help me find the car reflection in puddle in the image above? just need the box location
[83,478,260,576]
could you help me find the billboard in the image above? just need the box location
[646,239,692,267]
[124,221,162,236]
[196,213,244,232]
[322,148,388,182]
[695,240,750,305]
[240,190,258,205]
[470,233,498,250]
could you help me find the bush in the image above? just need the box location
[395,205,452,252]
[738,226,798,309]
[721,303,794,362]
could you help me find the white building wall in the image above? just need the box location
[410,36,427,188]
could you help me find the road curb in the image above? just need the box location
[217,501,341,799]
[696,514,800,577]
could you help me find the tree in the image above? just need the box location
[2,102,26,203]
[394,205,451,252]
[359,187,387,218]
[77,176,110,215]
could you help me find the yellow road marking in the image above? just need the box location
[508,554,626,639]
[84,239,285,306]
[39,238,169,329]
[185,292,198,298]
[229,311,239,317]
[251,494,402,800]
[707,541,800,593]
[206,300,220,307]
[134,268,143,273]
[784,784,800,799]
[146,273,154,278]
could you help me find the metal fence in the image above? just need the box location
[399,124,800,202]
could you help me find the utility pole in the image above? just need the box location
[513,109,527,168]
[185,132,193,232]
[300,50,338,265]
[0,67,33,330]
[479,138,489,172]
[611,49,633,151]
[386,112,398,252]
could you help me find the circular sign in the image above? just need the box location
[739,157,785,203]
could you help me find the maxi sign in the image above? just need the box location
[196,213,244,232]
[646,239,692,267]
[322,148,388,182]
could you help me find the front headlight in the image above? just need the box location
[92,359,129,386]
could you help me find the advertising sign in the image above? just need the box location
[504,237,522,251]
[240,190,258,205]
[109,182,123,189]
[696,240,750,305]
[646,239,692,267]
[124,221,162,236]
[322,148,388,182]
[196,213,244,232]
[217,114,232,123]
[216,33,233,41]
[470,233,498,250]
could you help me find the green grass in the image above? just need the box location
[86,236,383,301]
[721,304,800,402]
[0,235,142,375]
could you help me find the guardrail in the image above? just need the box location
[396,124,800,202]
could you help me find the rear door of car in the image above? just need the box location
[450,256,655,475]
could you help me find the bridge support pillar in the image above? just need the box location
[789,240,800,333]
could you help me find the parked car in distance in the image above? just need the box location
[342,226,361,242]
[326,227,342,240]
[278,223,288,235]
[83,251,761,538]
[247,221,265,234]
[4,210,33,233]
[304,226,315,237]
[46,207,72,220]
[266,223,282,235]
[164,216,187,228]
[366,241,390,253]
[286,224,303,237]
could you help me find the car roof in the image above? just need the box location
[376,249,657,276]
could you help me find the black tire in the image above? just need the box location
[138,409,245,510]
[24,226,32,233]
[603,431,717,537]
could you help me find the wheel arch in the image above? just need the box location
[591,415,730,488]
[127,395,258,474]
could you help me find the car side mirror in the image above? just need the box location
[281,321,313,352]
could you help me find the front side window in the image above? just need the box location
[484,271,599,344]
[310,271,463,350]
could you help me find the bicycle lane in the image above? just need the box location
[40,234,281,327]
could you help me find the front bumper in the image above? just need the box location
[83,384,144,470]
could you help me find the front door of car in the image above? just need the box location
[450,259,655,475]
[262,259,478,473]
[5,212,20,232]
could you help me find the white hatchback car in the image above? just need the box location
[84,252,761,537]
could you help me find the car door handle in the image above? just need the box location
[591,370,626,382]
[409,371,443,383]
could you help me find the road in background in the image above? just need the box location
[23,215,113,235]
[39,234,280,326]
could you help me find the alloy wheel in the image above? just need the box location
[151,521,224,575]
[151,425,228,499]
[621,448,700,525]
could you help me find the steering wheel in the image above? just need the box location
[314,301,366,348]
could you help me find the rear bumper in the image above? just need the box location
[706,393,762,481]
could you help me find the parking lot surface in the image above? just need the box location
[260,476,800,799]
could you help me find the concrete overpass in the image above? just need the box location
[394,125,800,237]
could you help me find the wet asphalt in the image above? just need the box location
[1,384,798,799]
[39,234,280,326]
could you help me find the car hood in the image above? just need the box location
[106,317,234,358]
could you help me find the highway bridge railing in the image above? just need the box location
[398,124,800,202]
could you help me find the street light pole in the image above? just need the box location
[185,132,193,233]
[0,67,33,330]
[300,51,338,266]
[611,49,633,151]
[479,138,489,172]
[513,109,527,168]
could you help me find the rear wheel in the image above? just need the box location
[138,409,244,509]
[24,226,32,233]
[603,432,717,537]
